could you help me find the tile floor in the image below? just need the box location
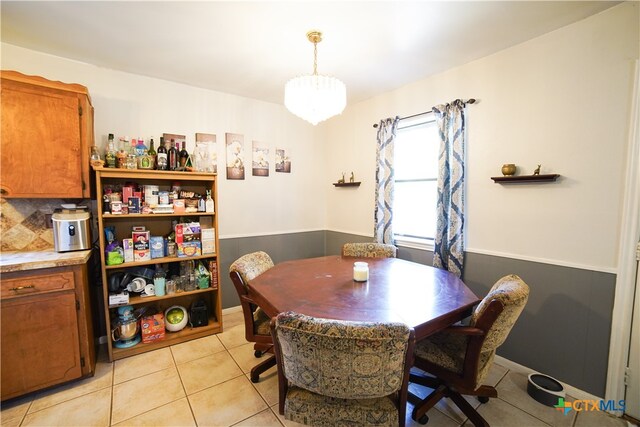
[0,310,632,427]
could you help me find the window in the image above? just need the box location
[393,114,439,248]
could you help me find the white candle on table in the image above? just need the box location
[353,262,369,281]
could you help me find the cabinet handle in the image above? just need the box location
[9,285,35,291]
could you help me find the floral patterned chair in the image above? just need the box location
[342,242,398,258]
[229,251,276,383]
[271,311,415,427]
[409,274,530,426]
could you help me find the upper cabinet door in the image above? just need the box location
[0,71,92,198]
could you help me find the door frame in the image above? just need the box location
[606,60,640,413]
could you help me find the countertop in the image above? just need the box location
[0,249,93,273]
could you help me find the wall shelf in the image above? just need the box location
[491,174,560,183]
[333,182,361,187]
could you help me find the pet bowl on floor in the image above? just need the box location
[527,373,565,407]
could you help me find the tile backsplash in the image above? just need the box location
[0,198,91,252]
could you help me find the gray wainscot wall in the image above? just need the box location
[221,230,616,398]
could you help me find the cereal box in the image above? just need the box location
[141,314,165,343]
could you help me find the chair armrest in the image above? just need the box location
[441,326,485,336]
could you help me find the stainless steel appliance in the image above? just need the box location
[52,207,91,252]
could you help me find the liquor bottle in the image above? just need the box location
[126,138,137,169]
[205,190,214,213]
[116,136,128,168]
[135,138,146,157]
[105,133,117,168]
[156,137,168,171]
[138,149,153,169]
[179,141,189,169]
[168,139,178,171]
[148,138,157,169]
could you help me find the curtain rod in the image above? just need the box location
[372,98,476,128]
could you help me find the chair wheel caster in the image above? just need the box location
[250,374,260,383]
[412,408,429,425]
[254,350,263,358]
[478,396,490,404]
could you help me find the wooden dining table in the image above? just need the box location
[246,255,481,340]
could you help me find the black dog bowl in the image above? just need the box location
[527,373,565,407]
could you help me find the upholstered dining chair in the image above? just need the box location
[409,274,530,426]
[229,251,276,383]
[271,311,415,427]
[342,242,398,258]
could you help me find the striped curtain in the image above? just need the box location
[374,117,399,244]
[433,100,467,277]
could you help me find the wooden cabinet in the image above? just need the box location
[1,263,96,401]
[0,70,93,198]
[95,168,222,361]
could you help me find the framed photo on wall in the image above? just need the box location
[275,147,291,173]
[225,133,245,180]
[252,141,269,177]
[195,133,217,173]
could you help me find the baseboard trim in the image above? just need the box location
[222,305,242,315]
[494,355,602,402]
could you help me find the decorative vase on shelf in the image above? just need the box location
[501,164,517,176]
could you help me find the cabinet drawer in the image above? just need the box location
[1,269,76,300]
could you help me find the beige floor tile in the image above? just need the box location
[29,360,113,413]
[177,350,243,395]
[405,401,460,427]
[247,369,279,407]
[113,347,175,384]
[496,371,576,426]
[234,408,283,426]
[111,366,185,425]
[223,309,246,329]
[468,398,550,426]
[0,395,33,427]
[189,376,268,426]
[21,387,111,427]
[229,342,275,375]
[574,410,629,427]
[112,397,195,427]
[218,323,250,349]
[171,334,225,365]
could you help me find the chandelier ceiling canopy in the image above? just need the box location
[284,30,346,126]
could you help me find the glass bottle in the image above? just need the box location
[148,138,157,169]
[137,149,152,169]
[135,138,147,157]
[116,136,128,168]
[90,146,102,163]
[156,137,168,171]
[105,133,117,168]
[168,139,178,171]
[126,138,137,169]
[205,189,214,213]
[179,141,189,169]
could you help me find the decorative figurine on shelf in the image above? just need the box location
[350,172,355,183]
[533,164,541,175]
[337,173,345,184]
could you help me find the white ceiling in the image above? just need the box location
[0,1,620,105]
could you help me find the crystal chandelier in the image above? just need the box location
[284,30,346,125]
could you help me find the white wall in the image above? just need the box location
[1,43,327,238]
[324,2,639,272]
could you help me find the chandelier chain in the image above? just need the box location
[313,41,318,75]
